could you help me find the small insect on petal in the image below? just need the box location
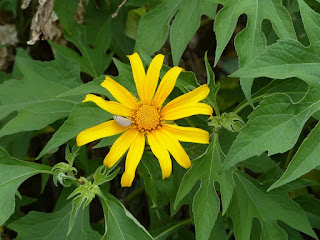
[113,115,132,127]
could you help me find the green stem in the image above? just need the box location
[227,230,234,240]
[234,94,272,114]
[153,219,192,240]
[213,104,221,116]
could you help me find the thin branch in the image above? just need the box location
[112,0,128,18]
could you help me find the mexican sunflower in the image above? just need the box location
[76,53,213,187]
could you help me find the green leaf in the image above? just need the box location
[214,0,296,102]
[0,49,82,137]
[295,194,320,230]
[0,131,32,159]
[224,39,320,170]
[136,0,217,65]
[57,76,107,99]
[204,52,220,115]
[216,77,244,112]
[92,134,119,149]
[110,5,135,58]
[57,58,136,100]
[241,154,278,173]
[96,191,153,240]
[229,172,316,240]
[209,112,245,132]
[230,40,320,88]
[235,78,308,113]
[214,0,296,66]
[174,134,233,240]
[298,0,320,44]
[169,0,217,65]
[139,152,174,207]
[0,147,51,225]
[8,203,101,240]
[0,0,17,15]
[208,214,227,240]
[52,162,77,187]
[125,7,147,40]
[53,0,113,77]
[152,218,191,240]
[222,93,320,171]
[65,144,80,166]
[67,178,98,235]
[38,57,139,158]
[93,165,120,186]
[37,103,112,159]
[269,122,320,190]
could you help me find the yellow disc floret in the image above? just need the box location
[132,104,161,132]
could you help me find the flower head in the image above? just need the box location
[77,53,213,187]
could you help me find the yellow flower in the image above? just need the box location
[76,53,213,187]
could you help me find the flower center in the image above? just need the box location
[132,104,161,132]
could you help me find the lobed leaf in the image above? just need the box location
[224,39,320,171]
[37,103,112,159]
[97,191,153,240]
[229,172,316,240]
[53,0,113,77]
[174,134,233,240]
[0,147,51,225]
[295,194,320,230]
[269,122,320,190]
[0,49,82,137]
[222,93,320,171]
[214,0,296,102]
[8,203,101,240]
[136,0,217,65]
[298,0,320,44]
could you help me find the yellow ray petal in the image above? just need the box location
[76,120,128,147]
[103,128,138,168]
[161,102,213,120]
[162,124,209,144]
[153,66,183,107]
[101,76,138,109]
[121,132,145,187]
[83,94,131,116]
[147,131,172,179]
[162,84,210,112]
[157,129,191,169]
[128,53,146,101]
[144,54,164,104]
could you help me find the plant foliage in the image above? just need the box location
[1,0,320,239]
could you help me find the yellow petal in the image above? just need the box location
[157,129,191,169]
[103,128,138,168]
[83,94,131,116]
[153,66,183,107]
[144,54,164,104]
[121,132,145,187]
[162,84,210,112]
[161,103,213,120]
[162,124,209,144]
[101,76,138,109]
[76,120,128,146]
[147,131,172,178]
[128,53,146,102]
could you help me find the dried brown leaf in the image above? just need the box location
[0,24,18,70]
[26,0,56,45]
